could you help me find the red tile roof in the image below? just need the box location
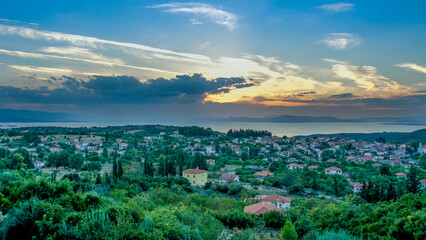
[244,202,280,215]
[396,172,407,176]
[182,169,208,174]
[254,171,274,177]
[325,167,342,171]
[420,179,426,184]
[255,195,291,203]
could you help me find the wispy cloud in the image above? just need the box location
[0,18,38,27]
[321,33,361,50]
[0,49,180,74]
[316,3,354,12]
[395,63,426,74]
[0,24,210,61]
[147,2,237,30]
[190,18,204,25]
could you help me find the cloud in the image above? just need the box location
[321,33,361,50]
[190,18,204,25]
[41,46,124,65]
[330,62,407,96]
[316,3,354,12]
[0,74,253,105]
[147,3,237,30]
[0,24,210,61]
[328,93,357,99]
[0,18,38,27]
[395,63,426,74]
[0,48,180,74]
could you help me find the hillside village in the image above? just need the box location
[0,125,425,239]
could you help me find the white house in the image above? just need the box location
[325,167,342,175]
[255,195,291,210]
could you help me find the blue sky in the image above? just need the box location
[0,0,425,121]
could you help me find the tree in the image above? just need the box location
[102,148,109,159]
[158,157,166,177]
[418,154,426,169]
[177,152,185,176]
[406,167,419,193]
[386,183,396,201]
[113,159,118,180]
[166,157,176,176]
[117,160,124,178]
[86,161,102,171]
[241,152,249,161]
[281,219,297,240]
[69,153,84,170]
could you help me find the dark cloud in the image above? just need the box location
[295,91,316,97]
[329,93,357,99]
[0,74,252,105]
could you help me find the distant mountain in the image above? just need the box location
[0,109,80,122]
[217,114,426,125]
[296,129,426,143]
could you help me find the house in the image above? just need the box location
[219,172,240,184]
[372,163,382,168]
[244,202,280,215]
[350,182,363,193]
[254,171,274,179]
[396,172,407,178]
[205,145,216,155]
[325,167,342,175]
[206,159,216,165]
[255,195,291,210]
[33,161,45,168]
[309,165,319,170]
[288,163,304,170]
[182,168,208,187]
[420,179,426,191]
[119,143,128,150]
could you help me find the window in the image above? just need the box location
[193,181,195,184]
[193,175,195,178]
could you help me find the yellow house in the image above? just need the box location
[182,168,208,187]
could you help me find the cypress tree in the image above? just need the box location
[112,158,118,180]
[159,159,166,177]
[177,153,184,176]
[406,167,419,193]
[386,183,396,201]
[117,160,124,178]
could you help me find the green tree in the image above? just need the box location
[102,148,109,159]
[117,160,124,178]
[112,158,118,180]
[418,154,426,169]
[406,167,419,193]
[281,219,297,240]
[69,153,84,170]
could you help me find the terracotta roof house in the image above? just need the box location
[420,179,426,191]
[219,172,240,184]
[396,172,407,178]
[254,171,274,179]
[288,163,304,170]
[309,165,319,170]
[255,195,291,210]
[206,159,216,165]
[349,182,363,193]
[182,168,208,186]
[372,163,382,167]
[325,167,342,175]
[244,202,280,215]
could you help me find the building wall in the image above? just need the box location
[183,173,207,186]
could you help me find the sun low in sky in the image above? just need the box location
[0,0,425,121]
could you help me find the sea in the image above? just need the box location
[0,121,425,137]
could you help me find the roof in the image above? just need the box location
[288,163,300,167]
[396,172,407,176]
[350,182,363,187]
[182,169,208,174]
[420,179,426,184]
[255,195,291,203]
[309,165,318,169]
[325,167,342,171]
[244,202,280,215]
[220,173,238,181]
[254,171,274,177]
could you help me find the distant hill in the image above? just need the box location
[0,109,80,122]
[217,114,426,125]
[296,129,426,143]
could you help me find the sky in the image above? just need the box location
[0,0,425,122]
